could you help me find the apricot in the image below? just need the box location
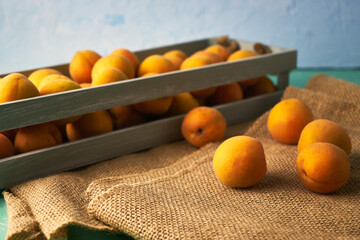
[267,98,313,144]
[207,82,243,106]
[213,136,267,188]
[38,74,73,90]
[298,119,352,155]
[14,122,62,154]
[39,78,81,95]
[69,50,101,84]
[181,106,226,148]
[180,56,217,98]
[91,67,128,86]
[0,73,40,103]
[1,129,17,142]
[92,54,135,80]
[108,105,147,129]
[0,133,14,159]
[163,55,183,70]
[180,55,213,70]
[296,142,350,193]
[80,83,92,88]
[66,110,113,141]
[244,76,276,98]
[227,49,258,62]
[190,88,217,99]
[133,96,173,115]
[28,68,62,89]
[137,55,176,77]
[191,50,222,63]
[204,44,230,61]
[167,92,200,116]
[163,49,187,61]
[110,48,139,71]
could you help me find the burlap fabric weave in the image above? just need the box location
[3,74,360,239]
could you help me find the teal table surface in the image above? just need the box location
[0,68,359,240]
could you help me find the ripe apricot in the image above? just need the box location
[167,92,200,116]
[0,73,40,103]
[181,106,226,148]
[298,119,352,155]
[190,88,217,99]
[110,48,140,71]
[39,78,81,95]
[207,82,243,106]
[80,83,92,88]
[180,55,213,70]
[191,50,222,63]
[267,98,313,144]
[38,74,73,90]
[1,129,17,142]
[227,49,258,62]
[108,105,147,129]
[204,44,230,61]
[69,50,101,84]
[92,54,135,80]
[213,136,267,188]
[163,55,183,70]
[244,76,276,98]
[0,133,14,159]
[162,50,185,70]
[133,96,173,115]
[163,49,187,61]
[91,67,128,86]
[28,68,62,88]
[14,122,62,154]
[137,55,176,77]
[66,110,113,141]
[296,142,350,193]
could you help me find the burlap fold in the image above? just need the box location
[4,141,198,239]
[3,74,360,239]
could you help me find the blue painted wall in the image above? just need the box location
[0,0,359,73]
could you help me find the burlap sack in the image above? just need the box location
[86,77,360,239]
[3,74,360,239]
[3,112,251,239]
[3,141,199,239]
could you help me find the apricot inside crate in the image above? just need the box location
[0,37,297,188]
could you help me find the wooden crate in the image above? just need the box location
[0,37,297,188]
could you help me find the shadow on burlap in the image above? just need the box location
[3,74,360,239]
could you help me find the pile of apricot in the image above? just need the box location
[0,41,352,195]
[211,98,351,194]
[0,41,274,159]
